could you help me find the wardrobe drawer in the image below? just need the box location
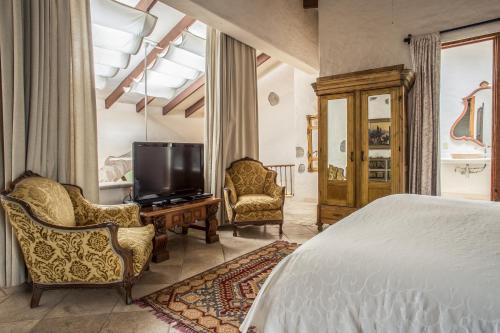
[320,205,356,223]
[167,213,183,227]
[182,207,206,226]
[192,207,206,221]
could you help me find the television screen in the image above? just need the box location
[133,142,204,202]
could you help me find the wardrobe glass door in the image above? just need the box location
[361,89,396,205]
[320,94,355,207]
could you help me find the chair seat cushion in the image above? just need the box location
[234,194,282,214]
[117,225,154,276]
[234,209,283,223]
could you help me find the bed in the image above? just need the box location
[241,194,500,333]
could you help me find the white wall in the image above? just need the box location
[161,0,318,73]
[319,0,500,75]
[293,69,319,202]
[258,63,318,202]
[96,98,204,203]
[440,41,493,200]
[258,64,295,165]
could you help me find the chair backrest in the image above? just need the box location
[226,158,271,196]
[7,176,76,227]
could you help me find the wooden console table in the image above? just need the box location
[140,197,221,263]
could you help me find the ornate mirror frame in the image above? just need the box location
[450,81,492,146]
[306,114,318,172]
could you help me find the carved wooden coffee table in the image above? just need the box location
[140,197,220,263]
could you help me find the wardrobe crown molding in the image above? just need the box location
[313,65,415,96]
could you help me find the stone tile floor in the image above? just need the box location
[0,199,318,333]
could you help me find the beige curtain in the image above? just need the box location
[0,0,28,287]
[0,0,99,287]
[204,29,259,223]
[408,33,441,195]
[68,0,99,202]
[25,0,99,202]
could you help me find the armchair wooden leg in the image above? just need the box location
[30,284,43,308]
[279,223,283,237]
[233,225,238,237]
[124,284,133,305]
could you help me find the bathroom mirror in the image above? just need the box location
[450,81,492,146]
[306,115,318,172]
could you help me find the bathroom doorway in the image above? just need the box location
[439,34,498,200]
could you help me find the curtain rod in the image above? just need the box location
[403,17,500,44]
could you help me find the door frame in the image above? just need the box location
[442,33,500,200]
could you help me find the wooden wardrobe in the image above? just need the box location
[313,65,415,231]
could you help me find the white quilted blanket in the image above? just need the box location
[241,194,500,333]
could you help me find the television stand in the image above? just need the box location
[140,197,221,263]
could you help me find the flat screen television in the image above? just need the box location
[133,142,204,204]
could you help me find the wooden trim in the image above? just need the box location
[105,16,196,109]
[161,75,205,115]
[306,114,318,172]
[185,97,204,117]
[316,65,405,84]
[135,0,157,11]
[136,96,156,113]
[180,53,270,117]
[256,53,271,66]
[492,36,500,200]
[313,65,414,95]
[449,82,491,146]
[442,32,500,49]
[303,0,318,9]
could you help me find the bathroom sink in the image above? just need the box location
[451,153,485,159]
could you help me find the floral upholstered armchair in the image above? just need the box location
[224,157,285,236]
[0,172,154,307]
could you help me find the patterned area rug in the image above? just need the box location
[137,241,298,333]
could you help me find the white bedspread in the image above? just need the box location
[241,194,500,333]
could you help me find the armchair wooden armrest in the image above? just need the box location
[223,187,236,223]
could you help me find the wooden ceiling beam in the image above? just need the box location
[161,75,205,115]
[135,0,158,12]
[183,53,271,118]
[256,53,271,66]
[185,97,204,117]
[136,96,156,112]
[303,0,318,9]
[105,16,196,109]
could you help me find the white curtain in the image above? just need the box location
[204,29,259,223]
[0,0,99,287]
[0,0,28,287]
[408,33,441,196]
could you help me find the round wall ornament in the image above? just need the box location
[268,92,280,106]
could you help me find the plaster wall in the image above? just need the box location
[258,63,318,202]
[319,0,500,75]
[161,0,319,73]
[258,64,296,166]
